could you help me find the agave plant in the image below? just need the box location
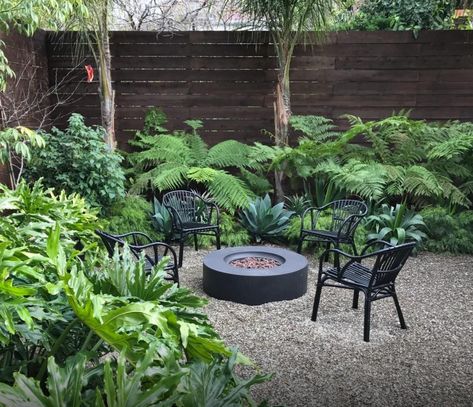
[239,194,294,243]
[152,197,173,241]
[366,203,427,246]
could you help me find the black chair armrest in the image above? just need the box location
[360,240,394,256]
[129,241,179,269]
[204,200,220,225]
[113,231,153,245]
[336,213,364,239]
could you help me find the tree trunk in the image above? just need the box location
[98,7,116,150]
[273,68,291,202]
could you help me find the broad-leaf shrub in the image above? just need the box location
[239,194,294,243]
[0,181,270,403]
[26,113,125,210]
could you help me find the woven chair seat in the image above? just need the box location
[301,229,349,240]
[324,262,372,288]
[182,222,218,232]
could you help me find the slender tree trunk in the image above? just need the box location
[98,6,116,150]
[273,55,292,203]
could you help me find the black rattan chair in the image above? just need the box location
[96,230,179,285]
[297,199,368,256]
[311,240,416,342]
[163,190,221,267]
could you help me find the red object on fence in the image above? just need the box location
[85,65,94,82]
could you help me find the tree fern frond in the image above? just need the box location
[315,159,386,200]
[205,170,253,212]
[239,168,273,195]
[206,140,253,168]
[153,164,189,191]
[428,132,473,160]
[128,135,189,166]
[290,115,338,142]
[187,167,217,183]
[402,166,443,198]
[185,133,208,163]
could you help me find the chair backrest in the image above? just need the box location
[95,230,122,257]
[370,242,416,287]
[162,190,198,223]
[329,199,368,237]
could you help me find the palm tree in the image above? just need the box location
[227,0,338,201]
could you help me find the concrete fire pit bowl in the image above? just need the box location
[203,246,308,305]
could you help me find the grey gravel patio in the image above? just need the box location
[180,249,473,406]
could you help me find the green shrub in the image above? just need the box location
[420,207,473,254]
[0,181,272,402]
[239,194,294,243]
[335,0,455,32]
[104,194,161,241]
[26,113,125,211]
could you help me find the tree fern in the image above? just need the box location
[127,108,272,212]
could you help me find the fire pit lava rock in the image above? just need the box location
[203,246,308,305]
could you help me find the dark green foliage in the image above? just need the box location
[366,203,427,245]
[420,207,473,254]
[336,0,455,32]
[104,194,160,241]
[128,108,273,213]
[239,194,294,243]
[25,114,125,211]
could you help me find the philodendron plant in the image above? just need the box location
[239,194,294,243]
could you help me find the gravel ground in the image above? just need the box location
[179,247,473,407]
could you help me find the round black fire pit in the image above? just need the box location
[203,246,308,305]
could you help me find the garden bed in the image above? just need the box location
[182,248,473,406]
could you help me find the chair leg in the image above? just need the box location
[352,289,359,309]
[216,229,221,250]
[324,242,331,262]
[311,282,324,321]
[178,239,184,268]
[363,296,371,342]
[194,234,198,251]
[392,291,407,329]
[296,235,304,253]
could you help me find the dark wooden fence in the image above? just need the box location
[13,30,473,151]
[0,31,49,185]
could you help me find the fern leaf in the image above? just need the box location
[205,170,253,212]
[206,140,253,169]
[153,164,189,191]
